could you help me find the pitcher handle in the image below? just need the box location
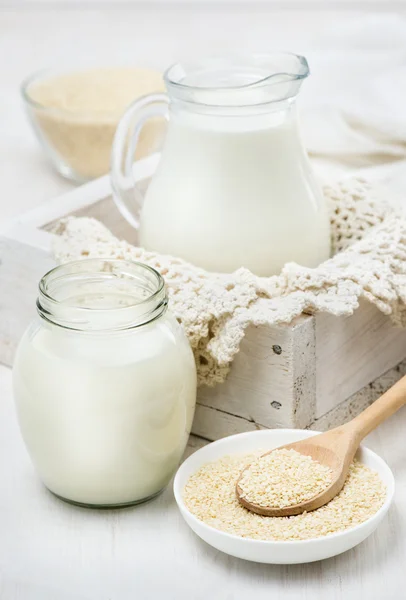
[111,93,169,229]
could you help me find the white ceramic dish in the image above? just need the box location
[174,429,395,564]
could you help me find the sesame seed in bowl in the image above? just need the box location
[174,430,394,564]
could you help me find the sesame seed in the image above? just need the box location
[238,448,333,509]
[183,452,386,541]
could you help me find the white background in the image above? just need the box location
[2,2,406,599]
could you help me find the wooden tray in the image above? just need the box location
[2,155,406,441]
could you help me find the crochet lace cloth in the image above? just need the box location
[53,179,406,387]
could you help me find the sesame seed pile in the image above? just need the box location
[183,452,386,541]
[238,448,333,509]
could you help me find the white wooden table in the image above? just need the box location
[0,362,405,600]
[1,3,406,599]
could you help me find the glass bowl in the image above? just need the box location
[21,66,165,184]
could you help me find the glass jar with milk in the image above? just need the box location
[13,259,197,507]
[111,53,330,276]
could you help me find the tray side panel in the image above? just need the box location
[312,358,406,432]
[191,404,266,440]
[197,314,316,429]
[315,300,406,418]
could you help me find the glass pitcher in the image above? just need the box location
[111,53,330,276]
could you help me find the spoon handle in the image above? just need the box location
[349,374,406,441]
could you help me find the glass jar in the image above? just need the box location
[13,259,197,508]
[111,53,331,276]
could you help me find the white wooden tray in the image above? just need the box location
[2,156,406,441]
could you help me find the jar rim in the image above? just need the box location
[37,259,168,332]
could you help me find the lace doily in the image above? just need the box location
[53,179,406,387]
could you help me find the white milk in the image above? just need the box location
[139,107,330,275]
[13,311,196,506]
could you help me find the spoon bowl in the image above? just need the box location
[236,426,358,516]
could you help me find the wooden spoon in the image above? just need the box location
[236,374,406,517]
